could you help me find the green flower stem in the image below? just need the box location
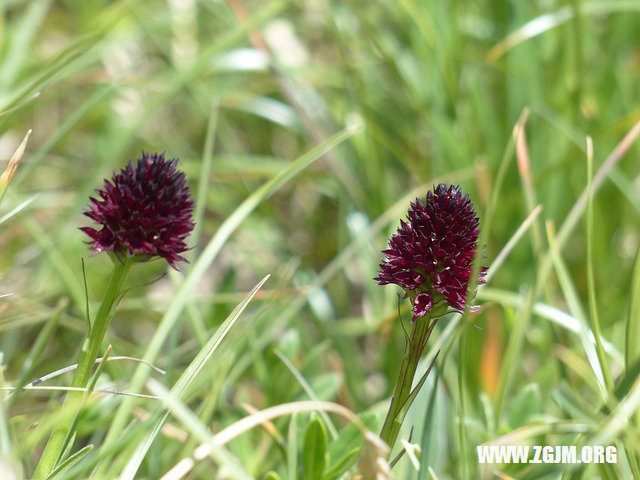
[380,311,439,453]
[33,257,133,480]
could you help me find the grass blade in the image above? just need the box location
[145,379,250,480]
[43,444,93,480]
[192,101,219,254]
[119,275,269,480]
[487,0,640,62]
[0,0,133,114]
[162,401,367,480]
[585,136,613,393]
[288,412,298,480]
[0,0,51,91]
[7,298,67,408]
[625,245,640,368]
[0,129,31,206]
[275,350,338,439]
[479,287,623,365]
[546,221,606,398]
[0,195,37,225]
[22,218,85,311]
[484,205,543,294]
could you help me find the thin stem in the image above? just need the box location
[457,327,468,480]
[585,136,613,394]
[32,257,133,480]
[380,311,439,453]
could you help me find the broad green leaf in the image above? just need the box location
[302,417,328,480]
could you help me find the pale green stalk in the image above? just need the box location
[32,257,133,479]
[379,307,444,452]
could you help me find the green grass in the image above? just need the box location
[1,0,640,478]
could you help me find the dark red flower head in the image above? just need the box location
[375,184,485,320]
[81,152,195,269]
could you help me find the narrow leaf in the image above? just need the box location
[0,129,31,205]
[119,275,269,480]
[546,221,606,398]
[625,244,640,368]
[322,448,360,480]
[43,445,93,480]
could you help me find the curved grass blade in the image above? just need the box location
[42,444,93,480]
[143,379,250,480]
[0,129,31,206]
[161,400,367,480]
[0,0,134,114]
[479,287,622,365]
[546,222,606,398]
[275,350,338,439]
[0,195,37,226]
[119,275,270,480]
[0,0,51,92]
[487,1,640,62]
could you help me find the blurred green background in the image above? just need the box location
[2,0,640,478]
